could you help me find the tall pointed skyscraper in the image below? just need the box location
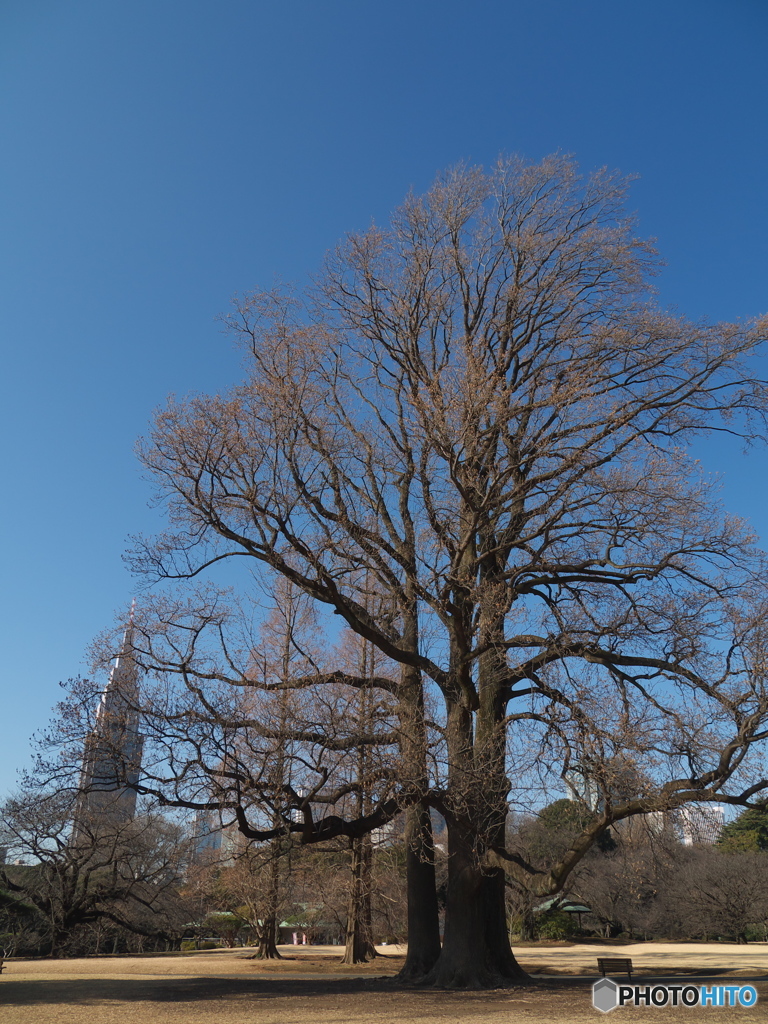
[76,609,143,826]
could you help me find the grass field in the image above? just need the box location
[2,941,767,1023]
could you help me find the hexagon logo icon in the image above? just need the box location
[593,977,619,1013]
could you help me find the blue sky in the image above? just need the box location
[1,0,767,795]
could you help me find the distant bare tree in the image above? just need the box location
[666,848,768,942]
[0,789,187,955]
[333,624,397,963]
[573,816,677,939]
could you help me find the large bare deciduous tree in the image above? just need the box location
[130,155,768,986]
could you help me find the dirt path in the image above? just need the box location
[1,943,766,1023]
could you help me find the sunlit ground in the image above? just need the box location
[2,942,767,1023]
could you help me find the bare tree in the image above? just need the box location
[241,583,314,959]
[572,815,678,939]
[666,848,768,943]
[128,155,768,986]
[0,789,187,955]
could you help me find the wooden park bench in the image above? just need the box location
[597,957,633,979]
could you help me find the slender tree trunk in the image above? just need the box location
[342,834,376,963]
[342,620,379,965]
[520,905,536,941]
[254,611,297,961]
[362,832,376,958]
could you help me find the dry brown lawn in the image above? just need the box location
[1,942,767,1024]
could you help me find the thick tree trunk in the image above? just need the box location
[255,839,283,958]
[398,803,442,981]
[397,610,442,981]
[256,912,282,958]
[481,868,529,980]
[420,673,529,989]
[422,824,529,988]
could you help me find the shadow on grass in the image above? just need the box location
[1,976,403,1006]
[0,975,583,1007]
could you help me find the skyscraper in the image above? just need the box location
[74,614,143,829]
[191,807,223,865]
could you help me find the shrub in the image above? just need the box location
[537,910,576,940]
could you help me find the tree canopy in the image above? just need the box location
[717,806,768,852]
[64,155,768,986]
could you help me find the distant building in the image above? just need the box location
[564,767,602,812]
[191,808,224,865]
[636,805,725,845]
[73,616,143,836]
[564,753,648,814]
[564,764,725,847]
[642,810,670,837]
[676,804,725,846]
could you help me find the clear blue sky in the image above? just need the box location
[1,0,767,795]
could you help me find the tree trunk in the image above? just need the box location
[422,823,529,988]
[362,833,376,959]
[398,802,442,981]
[396,632,442,981]
[421,685,529,988]
[256,842,283,958]
[256,912,282,958]
[520,905,536,941]
[342,834,376,963]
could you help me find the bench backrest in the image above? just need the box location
[597,957,633,976]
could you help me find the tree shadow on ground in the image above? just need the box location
[0,975,557,1007]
